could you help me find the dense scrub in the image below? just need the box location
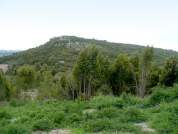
[0,85,178,134]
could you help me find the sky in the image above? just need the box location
[0,0,178,51]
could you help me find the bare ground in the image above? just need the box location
[0,64,8,73]
[0,101,9,105]
[135,122,155,132]
[32,129,73,134]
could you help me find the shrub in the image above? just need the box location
[91,96,123,110]
[101,106,119,118]
[149,89,170,106]
[0,118,10,127]
[82,118,111,132]
[82,118,141,133]
[9,98,18,107]
[53,111,66,124]
[3,124,30,134]
[120,92,131,104]
[120,106,148,123]
[0,110,11,120]
[150,111,178,133]
[20,116,30,123]
[32,118,54,132]
[64,113,84,124]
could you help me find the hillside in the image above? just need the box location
[0,36,177,75]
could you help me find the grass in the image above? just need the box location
[1,85,178,134]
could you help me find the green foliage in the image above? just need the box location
[32,118,54,132]
[120,106,148,123]
[149,100,178,133]
[53,111,66,124]
[101,106,119,118]
[160,55,178,86]
[0,118,10,127]
[0,71,6,101]
[60,73,67,89]
[2,124,30,134]
[17,66,36,91]
[91,95,123,109]
[20,116,30,123]
[9,98,18,107]
[1,84,178,133]
[148,89,170,106]
[0,110,11,120]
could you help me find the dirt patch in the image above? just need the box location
[83,109,96,114]
[0,64,8,73]
[0,101,9,105]
[135,122,155,132]
[32,129,73,134]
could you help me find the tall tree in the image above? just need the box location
[138,45,154,98]
[0,71,6,101]
[73,46,89,97]
[88,44,99,97]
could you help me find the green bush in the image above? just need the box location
[0,118,10,127]
[91,96,123,110]
[9,98,18,107]
[82,118,111,132]
[20,116,30,123]
[149,89,170,106]
[150,111,178,133]
[82,118,141,133]
[120,106,148,123]
[3,124,30,134]
[64,113,84,124]
[85,111,98,120]
[53,111,66,124]
[0,110,11,120]
[101,106,119,118]
[120,92,131,104]
[32,118,54,132]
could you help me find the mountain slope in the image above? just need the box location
[0,36,177,74]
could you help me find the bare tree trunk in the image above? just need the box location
[79,77,82,97]
[84,71,86,94]
[88,72,91,98]
[69,79,75,101]
[138,78,147,98]
[129,64,139,96]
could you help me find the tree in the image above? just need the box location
[147,62,160,88]
[73,46,89,97]
[110,54,129,95]
[0,71,6,101]
[160,55,178,86]
[88,44,99,98]
[38,71,53,102]
[138,45,154,98]
[60,73,67,89]
[17,66,36,91]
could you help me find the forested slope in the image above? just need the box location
[0,36,177,75]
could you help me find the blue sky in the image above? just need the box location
[0,0,178,51]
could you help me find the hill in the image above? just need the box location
[0,36,177,75]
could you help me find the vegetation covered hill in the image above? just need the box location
[0,36,177,75]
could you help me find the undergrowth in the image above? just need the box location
[0,85,178,134]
